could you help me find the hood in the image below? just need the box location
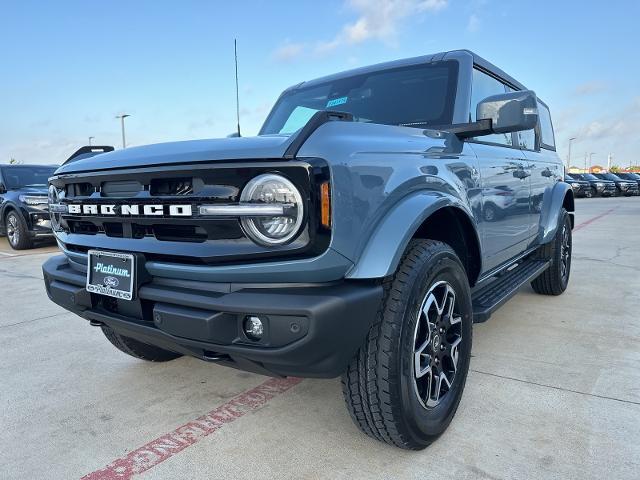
[55,135,294,175]
[15,186,48,195]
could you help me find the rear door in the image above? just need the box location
[469,68,532,273]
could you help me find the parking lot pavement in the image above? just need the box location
[0,236,58,258]
[1,196,639,480]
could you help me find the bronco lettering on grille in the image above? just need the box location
[67,204,193,217]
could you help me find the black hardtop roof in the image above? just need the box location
[288,49,527,92]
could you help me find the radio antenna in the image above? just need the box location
[234,39,241,137]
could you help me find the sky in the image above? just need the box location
[1,0,639,169]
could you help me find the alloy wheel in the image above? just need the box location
[7,215,19,246]
[560,223,571,280]
[413,281,463,409]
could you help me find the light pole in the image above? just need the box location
[567,137,576,168]
[115,114,131,149]
[88,136,95,146]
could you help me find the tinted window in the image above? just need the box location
[0,166,57,189]
[504,85,536,150]
[470,69,513,146]
[261,61,459,134]
[538,101,555,149]
[601,173,621,181]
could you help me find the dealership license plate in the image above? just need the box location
[86,250,135,301]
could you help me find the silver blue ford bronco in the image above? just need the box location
[43,50,573,449]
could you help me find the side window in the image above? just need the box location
[505,85,536,150]
[538,101,556,150]
[470,68,513,147]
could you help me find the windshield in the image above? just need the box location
[581,174,599,181]
[600,173,621,181]
[260,61,459,135]
[1,166,57,189]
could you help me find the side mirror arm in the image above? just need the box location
[429,119,493,139]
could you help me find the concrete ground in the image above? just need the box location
[1,197,639,480]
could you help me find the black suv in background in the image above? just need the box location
[568,173,616,197]
[615,172,640,192]
[564,175,592,198]
[0,164,58,249]
[593,172,639,196]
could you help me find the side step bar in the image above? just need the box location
[472,259,551,323]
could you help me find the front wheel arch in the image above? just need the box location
[346,192,481,287]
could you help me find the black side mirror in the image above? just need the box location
[434,90,539,140]
[0,183,6,194]
[477,90,538,134]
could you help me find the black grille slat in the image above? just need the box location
[101,181,143,197]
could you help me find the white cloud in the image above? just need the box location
[573,81,607,96]
[467,13,480,32]
[320,0,448,52]
[272,42,305,62]
[272,0,448,60]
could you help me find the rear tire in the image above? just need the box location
[342,239,473,450]
[531,208,572,295]
[101,326,182,362]
[5,211,33,250]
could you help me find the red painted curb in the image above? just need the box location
[573,207,615,232]
[81,376,303,480]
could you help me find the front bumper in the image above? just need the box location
[595,184,616,196]
[42,255,382,378]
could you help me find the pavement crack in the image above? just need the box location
[470,369,640,407]
[0,269,44,281]
[572,255,640,271]
[0,312,67,329]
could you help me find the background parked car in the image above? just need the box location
[593,172,639,196]
[568,173,617,197]
[564,175,592,197]
[615,172,640,193]
[0,164,58,249]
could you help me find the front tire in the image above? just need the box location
[5,211,33,250]
[101,326,182,362]
[531,208,572,295]
[342,239,473,450]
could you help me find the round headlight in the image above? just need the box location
[240,174,304,246]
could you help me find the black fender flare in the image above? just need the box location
[538,182,574,244]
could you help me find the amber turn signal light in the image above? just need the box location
[320,182,331,228]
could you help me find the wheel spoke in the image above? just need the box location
[414,339,431,379]
[421,293,436,318]
[450,337,461,372]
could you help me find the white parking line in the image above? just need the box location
[0,251,16,257]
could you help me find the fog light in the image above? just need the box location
[243,316,264,341]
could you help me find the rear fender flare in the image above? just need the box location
[538,182,574,244]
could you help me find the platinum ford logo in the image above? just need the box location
[103,276,120,288]
[67,204,192,217]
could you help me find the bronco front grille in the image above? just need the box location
[50,160,331,265]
